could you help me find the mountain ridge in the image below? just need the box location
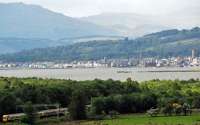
[81,11,200,37]
[0,2,119,54]
[81,12,169,37]
[0,2,118,40]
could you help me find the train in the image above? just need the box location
[2,108,68,122]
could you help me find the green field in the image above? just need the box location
[85,114,200,125]
[3,114,200,125]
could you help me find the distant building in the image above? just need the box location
[192,49,198,59]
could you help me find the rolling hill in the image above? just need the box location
[1,27,200,62]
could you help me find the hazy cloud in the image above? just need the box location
[0,0,199,17]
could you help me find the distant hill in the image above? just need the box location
[0,3,117,40]
[1,3,199,54]
[1,27,200,62]
[81,13,168,37]
[0,38,56,54]
[81,12,200,37]
[0,3,119,54]
[0,36,123,54]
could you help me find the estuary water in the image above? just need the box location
[0,67,200,81]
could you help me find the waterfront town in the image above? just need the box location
[0,49,199,69]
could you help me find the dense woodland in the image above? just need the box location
[1,27,200,62]
[0,77,200,122]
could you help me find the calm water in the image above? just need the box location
[0,67,200,81]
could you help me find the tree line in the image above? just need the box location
[0,77,200,122]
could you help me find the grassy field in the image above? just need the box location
[84,114,200,125]
[3,114,200,125]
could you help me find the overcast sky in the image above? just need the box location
[0,0,199,17]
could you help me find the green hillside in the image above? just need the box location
[0,27,200,62]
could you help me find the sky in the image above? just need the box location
[0,0,199,17]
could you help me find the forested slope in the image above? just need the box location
[0,27,200,62]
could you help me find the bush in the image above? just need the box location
[90,93,157,115]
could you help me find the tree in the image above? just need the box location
[162,103,173,116]
[23,102,37,125]
[0,92,17,121]
[90,97,105,115]
[68,88,87,120]
[124,78,140,93]
[192,96,200,108]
